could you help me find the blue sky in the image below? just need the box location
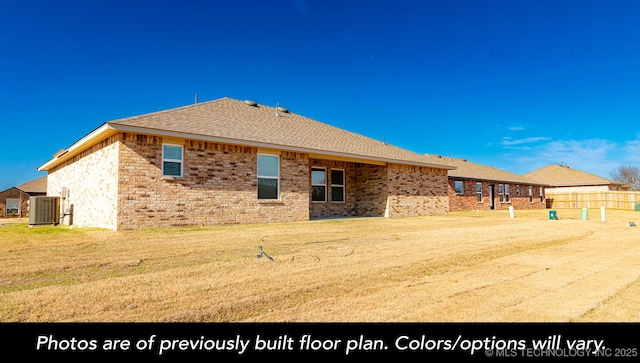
[2,0,640,191]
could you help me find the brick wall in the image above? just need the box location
[47,135,120,229]
[386,164,449,217]
[354,163,388,217]
[0,188,29,218]
[117,134,310,229]
[309,159,357,218]
[45,131,453,230]
[448,179,546,211]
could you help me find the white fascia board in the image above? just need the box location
[37,123,116,171]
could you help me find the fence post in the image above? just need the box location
[601,206,606,222]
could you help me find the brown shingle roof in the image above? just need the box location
[16,176,47,193]
[523,164,621,187]
[426,155,545,185]
[106,97,456,169]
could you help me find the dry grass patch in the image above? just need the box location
[1,208,640,322]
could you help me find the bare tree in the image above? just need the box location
[610,165,640,191]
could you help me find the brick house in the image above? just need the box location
[37,97,456,230]
[523,164,627,193]
[423,155,548,211]
[0,176,47,217]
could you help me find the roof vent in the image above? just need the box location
[53,149,68,158]
[275,102,289,117]
[244,100,257,106]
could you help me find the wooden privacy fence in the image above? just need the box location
[546,191,640,210]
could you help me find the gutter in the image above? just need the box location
[37,123,116,171]
[39,123,457,172]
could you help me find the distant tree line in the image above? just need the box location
[610,165,640,191]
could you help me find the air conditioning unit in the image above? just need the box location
[29,196,60,226]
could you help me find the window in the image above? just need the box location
[540,187,545,203]
[454,180,464,194]
[258,154,280,200]
[498,184,504,203]
[516,185,520,197]
[505,184,511,203]
[311,167,326,202]
[476,182,482,203]
[6,199,19,216]
[529,186,534,203]
[162,144,183,177]
[331,169,345,202]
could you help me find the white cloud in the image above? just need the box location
[512,138,618,178]
[500,136,551,146]
[481,132,640,178]
[508,126,525,131]
[623,135,640,163]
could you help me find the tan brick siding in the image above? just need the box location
[117,135,310,229]
[386,164,449,217]
[309,159,358,218]
[47,135,120,229]
[311,162,450,218]
[354,163,388,217]
[448,179,546,211]
[44,131,453,230]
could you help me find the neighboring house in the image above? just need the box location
[37,97,456,230]
[523,164,627,193]
[0,176,47,217]
[423,155,548,212]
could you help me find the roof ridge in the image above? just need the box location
[523,164,620,186]
[15,175,48,193]
[42,97,458,170]
[225,98,441,162]
[110,96,231,124]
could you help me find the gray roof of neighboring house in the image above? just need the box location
[523,164,622,187]
[16,176,47,194]
[39,97,457,171]
[1,176,47,195]
[426,155,547,185]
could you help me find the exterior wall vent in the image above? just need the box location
[29,196,61,226]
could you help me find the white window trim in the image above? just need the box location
[162,143,184,177]
[6,198,19,216]
[454,180,464,195]
[499,184,505,203]
[257,153,280,201]
[311,167,327,203]
[505,184,511,203]
[476,182,482,203]
[529,186,534,203]
[331,168,345,203]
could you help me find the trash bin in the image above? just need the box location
[549,210,557,220]
[581,208,588,220]
[635,203,640,212]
